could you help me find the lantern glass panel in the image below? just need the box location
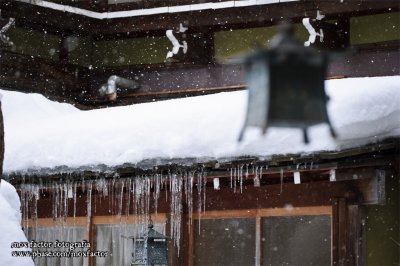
[268,51,328,127]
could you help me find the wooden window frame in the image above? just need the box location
[26,213,167,266]
[189,206,332,266]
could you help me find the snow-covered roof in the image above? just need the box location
[2,76,400,174]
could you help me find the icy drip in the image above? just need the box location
[145,176,151,225]
[185,172,194,227]
[203,171,206,213]
[233,167,237,193]
[19,183,40,233]
[196,170,207,233]
[63,183,68,222]
[110,177,116,215]
[133,176,150,238]
[280,168,284,194]
[239,165,243,193]
[125,179,132,225]
[253,166,260,187]
[229,164,246,193]
[55,183,60,221]
[170,173,183,254]
[17,168,214,258]
[153,174,161,224]
[196,171,202,232]
[86,182,92,234]
[230,168,233,189]
[73,182,77,225]
[118,180,125,224]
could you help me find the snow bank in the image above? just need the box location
[2,76,400,173]
[0,180,34,265]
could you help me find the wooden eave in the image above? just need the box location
[1,0,399,38]
[5,138,399,185]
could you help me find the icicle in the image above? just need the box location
[197,171,202,234]
[59,183,64,227]
[126,179,132,224]
[245,164,249,180]
[202,170,206,213]
[31,184,39,230]
[54,182,59,221]
[145,175,151,225]
[280,168,284,194]
[110,177,116,215]
[86,182,92,234]
[25,184,29,232]
[254,166,260,187]
[63,183,68,222]
[233,167,237,193]
[239,164,243,193]
[118,180,125,224]
[153,173,161,224]
[187,172,194,227]
[73,182,77,225]
[165,172,169,203]
[133,176,138,238]
[19,186,26,232]
[169,173,183,255]
[230,168,233,189]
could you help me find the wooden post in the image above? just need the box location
[255,215,261,266]
[89,215,95,266]
[332,198,347,265]
[347,205,366,266]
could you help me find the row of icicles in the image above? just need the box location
[17,164,269,254]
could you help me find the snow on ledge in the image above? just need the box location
[2,76,400,173]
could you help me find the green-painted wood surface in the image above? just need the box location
[214,24,309,60]
[92,36,170,66]
[351,12,400,45]
[2,12,399,66]
[365,170,400,265]
[6,27,60,61]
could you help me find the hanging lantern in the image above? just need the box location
[238,23,336,143]
[130,224,169,266]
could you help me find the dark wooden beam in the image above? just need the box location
[0,1,95,36]
[1,0,399,38]
[0,40,398,107]
[76,42,399,107]
[0,51,88,101]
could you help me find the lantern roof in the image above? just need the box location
[147,225,169,239]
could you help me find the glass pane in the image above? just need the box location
[193,218,256,266]
[27,226,85,266]
[95,223,165,266]
[262,215,331,266]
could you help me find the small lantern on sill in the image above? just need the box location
[130,224,169,266]
[238,23,336,143]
